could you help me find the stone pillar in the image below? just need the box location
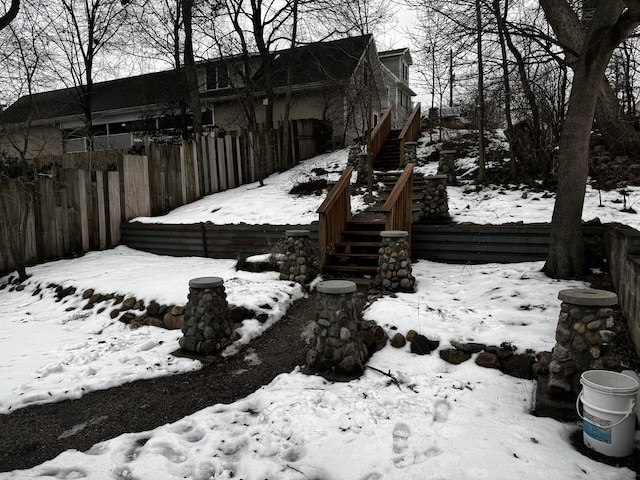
[356,152,369,184]
[179,277,236,355]
[376,231,415,292]
[548,288,619,396]
[307,280,368,375]
[421,174,450,223]
[402,141,418,167]
[348,145,360,166]
[438,149,457,184]
[280,229,315,285]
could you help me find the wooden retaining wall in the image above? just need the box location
[119,221,606,265]
[412,223,605,264]
[121,223,320,260]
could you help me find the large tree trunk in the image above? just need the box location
[542,0,639,278]
[539,0,640,154]
[182,0,203,164]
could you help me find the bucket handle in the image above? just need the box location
[576,391,637,430]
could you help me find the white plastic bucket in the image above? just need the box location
[576,370,639,457]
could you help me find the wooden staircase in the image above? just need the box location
[373,129,403,170]
[322,217,385,277]
[317,103,423,279]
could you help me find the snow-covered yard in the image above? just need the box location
[2,136,640,479]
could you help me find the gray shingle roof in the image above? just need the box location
[2,34,373,124]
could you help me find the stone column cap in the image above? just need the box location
[285,229,310,237]
[381,230,409,238]
[425,174,448,180]
[404,141,418,145]
[189,276,224,288]
[558,288,618,306]
[440,149,457,154]
[317,280,357,294]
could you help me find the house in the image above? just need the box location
[379,48,417,130]
[1,35,416,160]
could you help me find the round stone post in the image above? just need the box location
[402,141,418,167]
[280,229,315,285]
[547,288,619,396]
[307,280,368,375]
[421,174,450,223]
[438,149,457,184]
[179,277,236,355]
[348,145,360,166]
[356,152,369,184]
[376,231,415,292]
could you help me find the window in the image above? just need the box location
[206,64,230,91]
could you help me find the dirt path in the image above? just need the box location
[0,297,315,473]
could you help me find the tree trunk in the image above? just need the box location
[493,0,517,180]
[475,0,486,183]
[539,0,640,154]
[182,0,203,163]
[542,0,639,278]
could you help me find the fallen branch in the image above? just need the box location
[366,365,401,390]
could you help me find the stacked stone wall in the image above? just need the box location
[279,230,316,285]
[376,231,415,292]
[307,281,368,374]
[421,175,449,222]
[179,277,237,355]
[548,288,619,395]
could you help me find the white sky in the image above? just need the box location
[1,130,639,479]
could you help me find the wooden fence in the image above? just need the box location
[1,122,326,275]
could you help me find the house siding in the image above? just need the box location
[1,125,64,159]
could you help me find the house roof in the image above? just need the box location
[1,69,184,125]
[379,47,413,65]
[2,34,374,125]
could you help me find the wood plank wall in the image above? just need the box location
[0,124,324,275]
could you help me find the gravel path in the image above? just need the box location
[0,297,315,473]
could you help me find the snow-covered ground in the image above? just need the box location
[2,132,640,479]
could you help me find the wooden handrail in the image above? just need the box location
[369,107,392,162]
[398,103,422,143]
[398,103,421,168]
[317,166,353,271]
[381,163,415,244]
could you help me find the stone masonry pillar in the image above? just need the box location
[548,288,619,396]
[421,174,450,223]
[438,149,457,184]
[402,141,418,167]
[307,280,368,375]
[179,277,236,355]
[280,229,315,285]
[356,152,369,184]
[376,230,415,292]
[348,145,360,166]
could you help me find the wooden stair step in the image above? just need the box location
[322,264,378,274]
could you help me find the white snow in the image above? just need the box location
[1,131,639,479]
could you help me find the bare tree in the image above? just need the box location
[539,0,640,155]
[42,0,133,150]
[475,0,487,183]
[300,0,392,39]
[541,0,640,278]
[0,0,54,159]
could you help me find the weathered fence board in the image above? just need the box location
[1,121,327,275]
